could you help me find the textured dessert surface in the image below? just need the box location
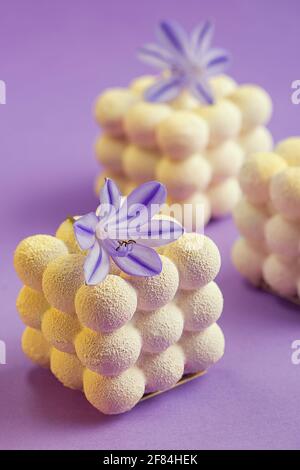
[14,227,225,414]
[94,75,273,228]
[232,137,300,300]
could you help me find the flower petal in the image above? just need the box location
[73,212,98,250]
[112,243,162,277]
[203,48,230,76]
[156,20,189,58]
[138,43,173,69]
[84,242,110,285]
[191,21,214,56]
[191,79,214,105]
[115,181,167,235]
[135,218,184,247]
[144,76,184,102]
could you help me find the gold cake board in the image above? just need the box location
[140,370,206,402]
[260,281,300,307]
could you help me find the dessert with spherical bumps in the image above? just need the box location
[15,178,225,414]
[93,20,272,228]
[232,138,300,303]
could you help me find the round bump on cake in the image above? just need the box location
[50,348,83,390]
[41,307,81,354]
[262,254,298,297]
[94,134,126,174]
[94,88,138,136]
[135,303,184,354]
[264,214,300,258]
[239,152,287,205]
[123,144,159,182]
[21,327,51,368]
[130,75,157,95]
[124,102,171,148]
[94,171,127,197]
[233,198,269,244]
[181,323,225,373]
[270,167,300,220]
[83,367,145,415]
[14,235,68,291]
[127,256,179,311]
[75,325,142,376]
[197,99,241,146]
[177,281,223,331]
[156,153,212,200]
[56,218,82,254]
[207,140,244,183]
[208,178,241,217]
[229,85,272,132]
[147,214,181,254]
[140,344,185,393]
[109,259,121,275]
[42,254,85,315]
[231,238,265,285]
[239,126,273,156]
[157,110,209,160]
[275,137,300,167]
[164,233,221,290]
[75,275,137,333]
[16,286,49,329]
[123,181,137,195]
[210,74,237,100]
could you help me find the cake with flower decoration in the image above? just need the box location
[14,179,225,414]
[232,137,300,303]
[93,20,273,229]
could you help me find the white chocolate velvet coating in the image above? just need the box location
[43,254,85,315]
[94,75,272,227]
[125,102,171,148]
[94,88,138,137]
[275,137,300,167]
[208,178,241,218]
[239,152,287,205]
[181,323,225,374]
[229,85,272,132]
[123,145,159,182]
[14,235,68,291]
[95,134,126,174]
[197,99,241,146]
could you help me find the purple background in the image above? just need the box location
[0,0,300,450]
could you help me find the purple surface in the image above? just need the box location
[0,0,300,450]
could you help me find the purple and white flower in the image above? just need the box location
[74,178,184,285]
[138,20,230,104]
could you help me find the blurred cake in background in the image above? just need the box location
[94,20,273,229]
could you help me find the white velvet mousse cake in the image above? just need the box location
[14,179,225,414]
[94,20,272,229]
[232,137,300,302]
